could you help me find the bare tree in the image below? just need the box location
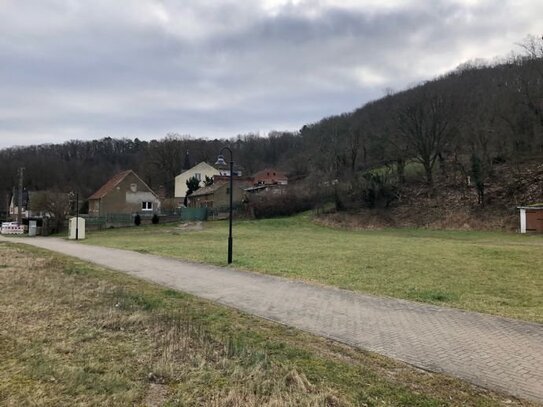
[397,88,453,188]
[516,34,543,59]
[145,134,190,196]
[29,191,71,233]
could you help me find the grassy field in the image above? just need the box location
[83,214,543,323]
[0,241,535,406]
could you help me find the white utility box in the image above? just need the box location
[68,217,85,240]
[28,220,37,236]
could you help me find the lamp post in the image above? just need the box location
[75,192,79,240]
[69,191,79,240]
[17,167,24,225]
[215,146,234,264]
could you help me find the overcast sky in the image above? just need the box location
[0,0,541,148]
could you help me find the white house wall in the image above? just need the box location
[174,162,219,198]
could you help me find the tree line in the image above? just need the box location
[1,35,542,212]
[0,134,301,199]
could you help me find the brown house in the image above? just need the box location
[88,170,161,216]
[253,168,288,186]
[189,177,253,209]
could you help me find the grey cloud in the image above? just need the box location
[0,0,541,148]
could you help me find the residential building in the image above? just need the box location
[88,170,160,216]
[215,163,243,177]
[244,168,288,198]
[189,176,253,209]
[253,168,288,185]
[8,189,44,219]
[174,162,220,200]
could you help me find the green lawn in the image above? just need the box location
[83,214,543,323]
[3,242,530,406]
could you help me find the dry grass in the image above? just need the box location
[0,242,536,406]
[314,208,516,231]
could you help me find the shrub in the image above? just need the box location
[251,191,313,219]
[357,171,398,209]
[152,214,159,224]
[492,154,506,164]
[134,214,141,226]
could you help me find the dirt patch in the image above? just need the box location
[142,383,170,407]
[176,221,204,232]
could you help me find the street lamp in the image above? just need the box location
[69,191,79,240]
[215,146,234,264]
[75,192,79,240]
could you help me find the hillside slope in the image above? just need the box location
[317,157,543,231]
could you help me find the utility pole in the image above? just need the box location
[76,192,79,240]
[17,167,24,225]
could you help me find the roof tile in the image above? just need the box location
[88,170,132,200]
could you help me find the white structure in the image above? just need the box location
[174,162,220,199]
[69,217,86,240]
[1,222,25,235]
[517,206,543,234]
[519,208,527,234]
[28,220,37,237]
[9,190,31,218]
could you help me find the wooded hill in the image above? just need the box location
[1,36,543,226]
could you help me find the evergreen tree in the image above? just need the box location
[204,175,214,187]
[186,176,200,195]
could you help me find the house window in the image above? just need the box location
[195,173,201,181]
[142,201,153,211]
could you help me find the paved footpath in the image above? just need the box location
[2,236,543,403]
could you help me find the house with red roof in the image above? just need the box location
[253,168,288,186]
[88,170,160,216]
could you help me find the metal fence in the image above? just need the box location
[83,212,183,229]
[82,206,248,228]
[83,213,141,229]
[83,213,132,226]
[180,205,248,221]
[181,207,208,221]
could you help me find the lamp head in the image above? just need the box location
[215,154,227,166]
